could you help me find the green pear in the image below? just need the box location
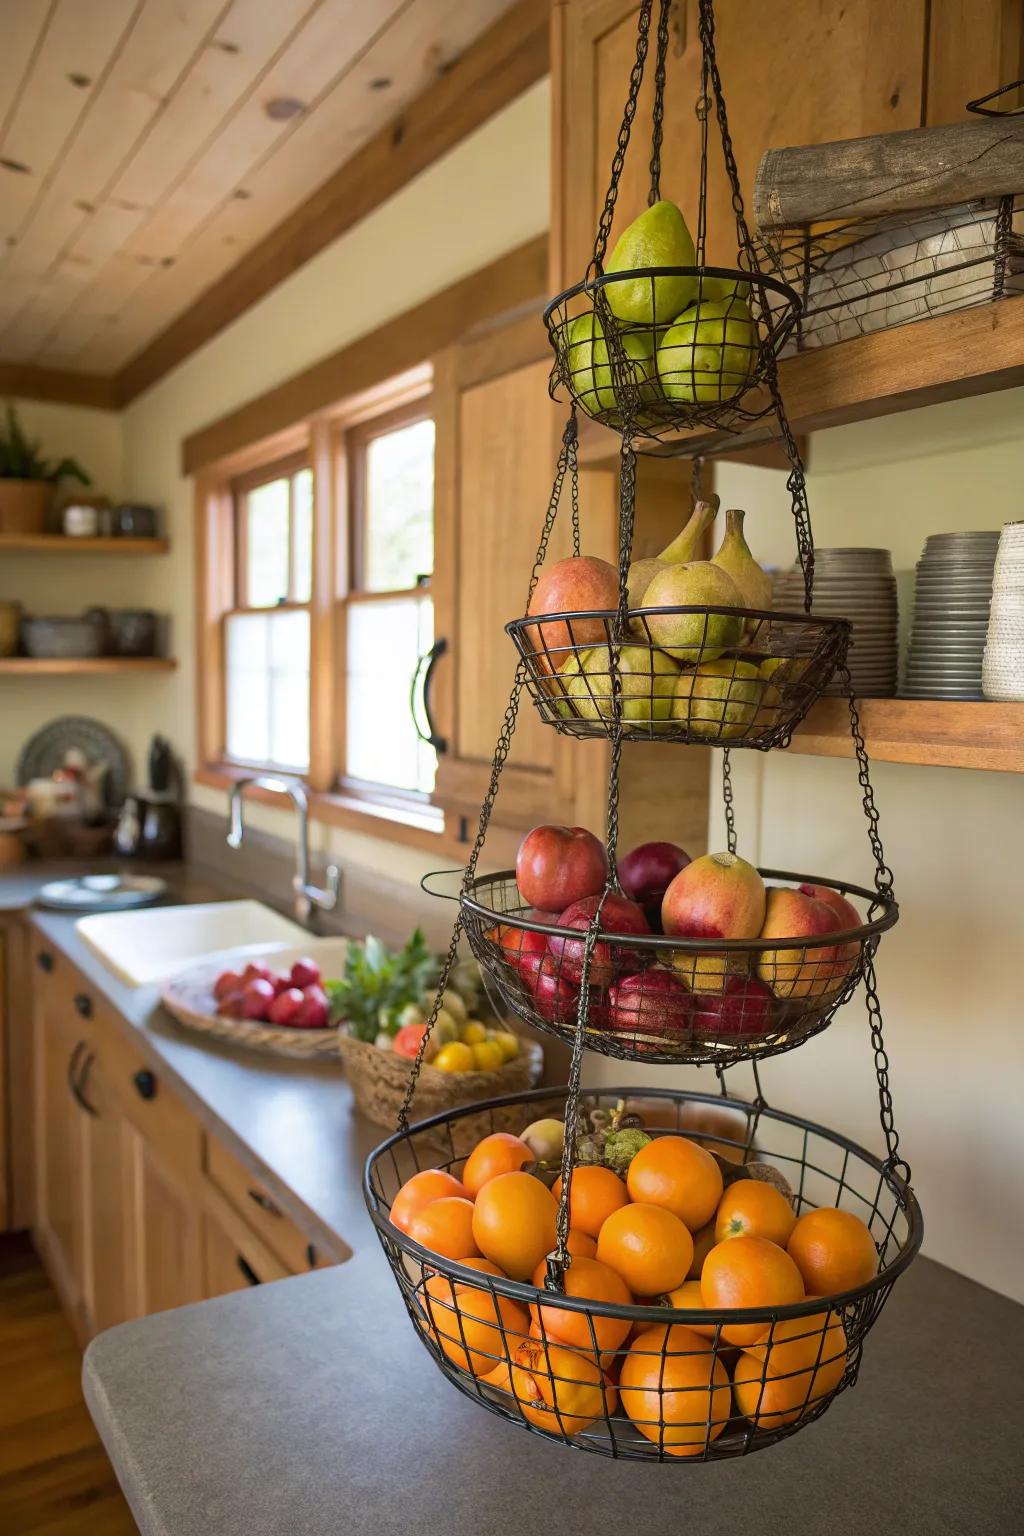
[658,497,719,563]
[605,199,697,323]
[642,560,744,661]
[555,643,679,730]
[672,659,762,740]
[658,296,758,403]
[561,310,661,417]
[696,274,751,305]
[712,507,772,625]
[626,556,666,609]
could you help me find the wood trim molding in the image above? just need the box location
[114,0,551,407]
[0,364,119,411]
[181,234,549,475]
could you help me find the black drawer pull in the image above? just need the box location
[37,951,54,973]
[236,1255,261,1287]
[69,1047,99,1117]
[305,1242,318,1269]
[133,1069,157,1101]
[247,1188,283,1218]
[74,993,93,1019]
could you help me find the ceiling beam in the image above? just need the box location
[114,0,551,406]
[0,363,119,411]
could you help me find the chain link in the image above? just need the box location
[568,409,582,557]
[690,453,705,505]
[546,921,604,1284]
[863,950,910,1181]
[647,0,671,205]
[590,0,654,275]
[840,664,895,899]
[720,746,737,854]
[526,412,579,610]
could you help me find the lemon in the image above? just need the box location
[490,1030,520,1062]
[471,1040,504,1072]
[434,1041,475,1073]
[461,1020,488,1045]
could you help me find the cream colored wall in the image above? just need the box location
[118,79,550,877]
[586,384,1024,1304]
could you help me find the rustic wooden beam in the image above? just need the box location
[755,116,1024,228]
[0,363,119,410]
[115,0,550,405]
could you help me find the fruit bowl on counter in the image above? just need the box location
[364,1086,922,1463]
[459,829,897,1068]
[160,945,344,1060]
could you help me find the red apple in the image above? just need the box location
[547,892,650,986]
[268,986,306,1026]
[485,914,552,971]
[756,887,856,1000]
[292,984,329,1029]
[519,951,579,1025]
[290,956,322,989]
[606,969,692,1040]
[799,884,861,934]
[213,969,243,1002]
[526,555,620,671]
[271,972,293,996]
[216,989,247,1018]
[662,852,766,940]
[691,975,776,1040]
[241,978,276,1020]
[618,841,692,922]
[516,824,609,912]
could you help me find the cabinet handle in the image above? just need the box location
[74,992,93,1019]
[247,1187,283,1218]
[236,1255,261,1287]
[69,1048,99,1118]
[410,637,448,753]
[305,1242,318,1269]
[37,951,54,973]
[132,1069,157,1101]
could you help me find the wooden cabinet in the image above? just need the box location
[431,311,711,860]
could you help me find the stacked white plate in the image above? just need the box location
[903,530,998,699]
[982,521,1024,701]
[772,548,898,696]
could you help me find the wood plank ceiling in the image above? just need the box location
[0,0,522,383]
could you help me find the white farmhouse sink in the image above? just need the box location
[76,900,310,987]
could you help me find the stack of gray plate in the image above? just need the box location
[772,548,898,696]
[903,530,998,699]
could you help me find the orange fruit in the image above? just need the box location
[530,1255,633,1353]
[714,1178,796,1248]
[424,1259,530,1377]
[472,1171,557,1281]
[390,1168,470,1234]
[567,1229,598,1259]
[687,1220,717,1278]
[552,1165,629,1238]
[462,1132,533,1197]
[619,1324,731,1456]
[786,1207,878,1296]
[626,1136,724,1231]
[596,1202,693,1295]
[509,1339,618,1436]
[665,1279,717,1339]
[733,1310,847,1427]
[408,1196,480,1260]
[700,1235,805,1345]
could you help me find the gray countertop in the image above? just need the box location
[84,1245,1024,1536]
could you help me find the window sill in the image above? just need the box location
[193,765,448,855]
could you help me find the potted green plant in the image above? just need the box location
[0,403,91,535]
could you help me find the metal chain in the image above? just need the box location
[993,194,1013,300]
[720,746,737,854]
[862,949,910,1181]
[839,663,895,899]
[547,922,604,1285]
[590,0,654,275]
[568,408,582,557]
[690,453,705,505]
[761,349,815,612]
[647,0,671,205]
[526,413,579,609]
[696,0,755,265]
[397,665,528,1132]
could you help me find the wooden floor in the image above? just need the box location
[0,1233,137,1535]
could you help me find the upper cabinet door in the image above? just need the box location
[553,0,929,277]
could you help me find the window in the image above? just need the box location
[341,403,436,797]
[224,460,312,772]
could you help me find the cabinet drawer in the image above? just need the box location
[201,1188,291,1298]
[205,1136,331,1273]
[95,1008,202,1190]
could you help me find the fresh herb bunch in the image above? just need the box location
[326,929,435,1043]
[0,403,91,485]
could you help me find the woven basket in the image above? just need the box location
[338,1031,543,1148]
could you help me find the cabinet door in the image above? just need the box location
[554,0,928,278]
[201,1197,290,1299]
[80,1054,131,1336]
[32,970,90,1337]
[121,1123,204,1319]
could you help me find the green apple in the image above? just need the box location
[555,643,679,730]
[658,296,758,403]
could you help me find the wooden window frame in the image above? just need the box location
[232,451,312,610]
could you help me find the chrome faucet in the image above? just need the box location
[226,776,340,927]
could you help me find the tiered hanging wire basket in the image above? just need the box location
[363,0,920,1464]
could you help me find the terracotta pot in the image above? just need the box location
[0,479,49,534]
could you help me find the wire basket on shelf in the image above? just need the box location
[508,606,849,748]
[460,870,897,1067]
[364,1085,923,1464]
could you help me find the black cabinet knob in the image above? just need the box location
[305,1242,318,1269]
[132,1069,157,1101]
[74,993,93,1018]
[37,951,54,973]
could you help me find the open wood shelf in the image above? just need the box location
[0,657,177,676]
[577,295,1024,466]
[788,698,1024,774]
[0,533,168,555]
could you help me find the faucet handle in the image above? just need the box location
[295,862,341,914]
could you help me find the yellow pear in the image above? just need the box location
[658,497,719,563]
[712,508,772,613]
